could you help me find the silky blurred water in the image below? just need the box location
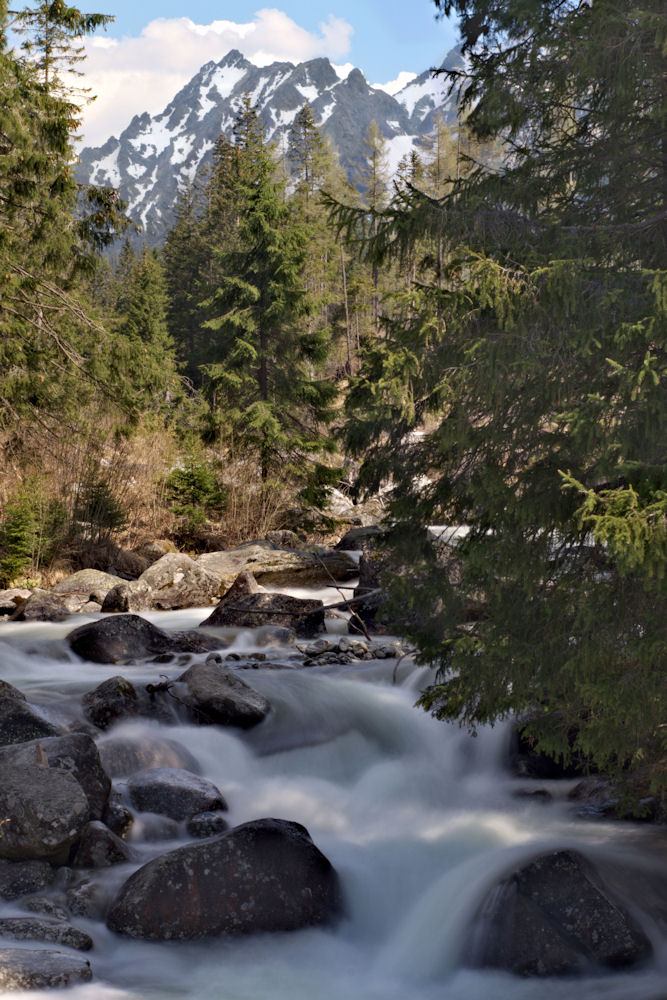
[0,604,665,1000]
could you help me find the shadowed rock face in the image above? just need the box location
[106,817,343,940]
[126,768,228,822]
[463,849,652,976]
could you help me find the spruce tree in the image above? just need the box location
[200,100,338,496]
[342,0,666,799]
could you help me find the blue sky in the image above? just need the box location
[74,2,459,145]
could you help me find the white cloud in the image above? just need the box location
[75,9,353,147]
[373,70,418,96]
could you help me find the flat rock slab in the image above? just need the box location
[0,948,92,990]
[464,849,652,976]
[197,544,357,592]
[106,817,342,940]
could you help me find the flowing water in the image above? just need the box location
[0,595,666,1000]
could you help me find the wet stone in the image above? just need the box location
[187,811,230,838]
[126,768,228,822]
[0,948,93,990]
[0,917,93,952]
[0,859,55,901]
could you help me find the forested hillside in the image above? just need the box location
[0,0,664,800]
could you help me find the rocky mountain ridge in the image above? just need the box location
[76,47,463,246]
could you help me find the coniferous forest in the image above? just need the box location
[0,0,665,802]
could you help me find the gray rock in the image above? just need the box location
[197,544,357,593]
[136,553,220,610]
[97,733,200,778]
[71,821,132,868]
[127,768,227,822]
[101,580,152,613]
[334,525,382,551]
[186,811,229,838]
[201,573,324,637]
[102,792,134,839]
[178,661,270,729]
[9,590,70,622]
[8,733,111,821]
[67,614,178,664]
[0,755,89,862]
[22,896,69,921]
[106,817,342,940]
[82,675,140,730]
[52,569,124,603]
[68,613,225,665]
[0,685,61,748]
[0,948,92,990]
[0,917,93,952]
[0,589,31,615]
[463,849,652,976]
[0,859,55,900]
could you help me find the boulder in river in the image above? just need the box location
[201,571,324,637]
[177,660,271,729]
[106,817,343,940]
[82,675,140,730]
[7,733,111,821]
[463,849,652,976]
[0,948,92,990]
[126,767,228,822]
[0,754,89,862]
[136,552,220,609]
[68,613,226,664]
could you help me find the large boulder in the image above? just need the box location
[137,553,220,610]
[177,660,270,729]
[0,949,92,990]
[106,817,342,940]
[52,569,124,604]
[463,849,652,976]
[67,614,180,664]
[201,572,324,637]
[196,543,357,593]
[0,751,89,862]
[0,735,110,862]
[6,733,111,821]
[0,681,62,747]
[126,768,227,821]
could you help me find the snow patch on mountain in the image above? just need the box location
[77,47,462,246]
